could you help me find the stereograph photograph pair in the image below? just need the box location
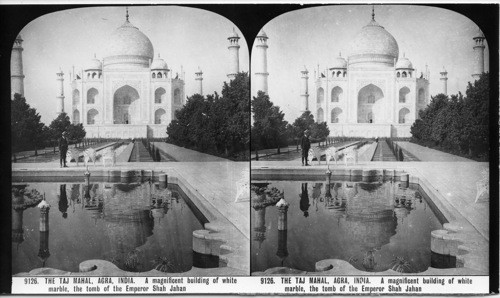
[3,2,498,295]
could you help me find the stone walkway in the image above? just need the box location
[153,142,229,162]
[396,141,475,162]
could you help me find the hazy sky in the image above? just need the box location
[18,6,249,124]
[251,5,490,123]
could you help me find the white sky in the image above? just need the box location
[251,5,490,123]
[18,6,249,124]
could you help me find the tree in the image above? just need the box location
[11,93,46,153]
[251,91,288,152]
[292,111,315,138]
[48,112,86,143]
[310,121,330,142]
[410,73,489,160]
[166,72,250,160]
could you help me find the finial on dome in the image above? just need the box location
[158,53,160,58]
[372,5,375,21]
[94,53,96,58]
[126,6,129,22]
[339,52,342,57]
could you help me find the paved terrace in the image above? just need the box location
[12,143,249,274]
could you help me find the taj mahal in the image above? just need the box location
[252,7,487,139]
[305,9,431,138]
[67,10,187,138]
[16,8,242,139]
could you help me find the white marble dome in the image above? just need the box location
[150,55,168,70]
[103,20,154,69]
[395,55,413,69]
[331,53,347,69]
[84,57,102,71]
[348,19,399,68]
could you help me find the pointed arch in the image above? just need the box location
[399,87,410,103]
[113,85,139,124]
[331,107,342,123]
[87,109,99,125]
[317,87,324,105]
[174,88,181,105]
[418,88,425,104]
[357,84,384,123]
[317,108,324,123]
[155,108,166,124]
[155,87,166,104]
[87,88,98,104]
[399,108,410,124]
[331,86,343,102]
[72,89,80,106]
[73,109,80,124]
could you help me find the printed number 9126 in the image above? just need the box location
[24,278,38,284]
[261,277,275,284]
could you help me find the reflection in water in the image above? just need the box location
[251,179,444,273]
[12,181,203,274]
[58,185,68,219]
[299,183,310,217]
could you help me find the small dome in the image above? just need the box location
[150,55,168,70]
[348,18,399,68]
[395,55,413,69]
[331,52,347,69]
[257,29,268,39]
[103,20,154,69]
[85,56,102,71]
[228,28,240,39]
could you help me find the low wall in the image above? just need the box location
[327,123,411,138]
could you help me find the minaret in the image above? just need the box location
[472,29,486,79]
[11,35,25,98]
[56,70,65,114]
[439,67,448,95]
[301,66,309,112]
[254,29,269,94]
[195,67,203,95]
[227,28,240,80]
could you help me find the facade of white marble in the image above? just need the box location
[69,16,185,139]
[311,15,430,138]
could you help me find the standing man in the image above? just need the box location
[58,131,69,168]
[300,130,311,166]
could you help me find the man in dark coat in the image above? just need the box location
[300,130,311,166]
[58,131,69,168]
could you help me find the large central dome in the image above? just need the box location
[103,20,154,69]
[348,18,399,68]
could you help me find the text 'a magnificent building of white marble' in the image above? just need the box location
[68,11,185,139]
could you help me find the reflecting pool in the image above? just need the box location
[12,179,204,274]
[251,178,444,273]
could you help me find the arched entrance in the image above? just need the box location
[73,109,80,124]
[398,108,410,124]
[317,108,324,123]
[399,87,410,103]
[155,108,166,124]
[113,85,139,124]
[357,84,384,123]
[331,107,342,123]
[87,109,99,125]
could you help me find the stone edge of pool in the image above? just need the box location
[250,166,488,276]
[12,168,248,277]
